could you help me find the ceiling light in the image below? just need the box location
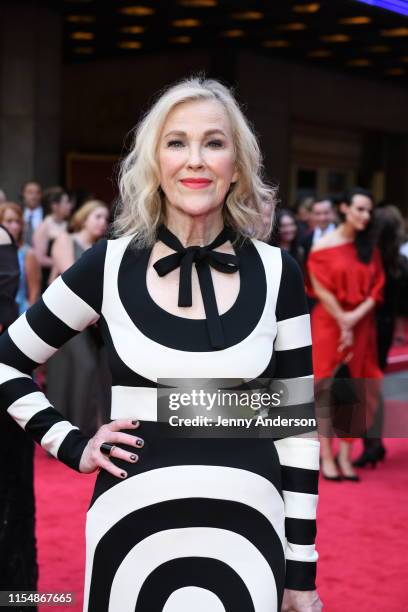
[172,18,201,27]
[385,67,405,75]
[178,0,216,5]
[70,31,94,40]
[338,16,372,24]
[293,3,320,13]
[120,26,145,34]
[308,49,332,57]
[381,27,408,37]
[347,58,372,67]
[221,29,246,38]
[73,46,94,55]
[231,11,263,20]
[367,44,391,52]
[119,6,155,16]
[169,35,192,43]
[118,41,143,49]
[66,15,95,23]
[262,40,290,48]
[278,23,307,31]
[321,34,350,42]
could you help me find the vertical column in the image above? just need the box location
[0,2,61,200]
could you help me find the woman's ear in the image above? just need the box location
[339,201,349,217]
[231,168,239,184]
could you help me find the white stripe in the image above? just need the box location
[0,363,30,385]
[108,529,277,612]
[84,466,285,608]
[40,421,80,457]
[110,386,157,421]
[8,313,57,363]
[7,391,52,429]
[42,276,99,331]
[285,542,318,563]
[273,437,320,470]
[272,375,314,407]
[283,490,318,520]
[163,588,225,612]
[274,314,311,351]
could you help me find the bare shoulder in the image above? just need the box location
[54,231,72,247]
[0,226,12,245]
[311,231,341,253]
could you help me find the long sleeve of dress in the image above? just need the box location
[273,250,319,591]
[0,238,107,472]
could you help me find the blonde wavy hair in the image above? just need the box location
[114,76,277,247]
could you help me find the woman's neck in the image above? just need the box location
[337,221,356,241]
[75,229,94,249]
[164,207,224,247]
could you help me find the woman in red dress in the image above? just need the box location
[307,188,385,481]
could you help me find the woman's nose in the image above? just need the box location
[186,145,204,168]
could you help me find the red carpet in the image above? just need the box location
[34,438,408,612]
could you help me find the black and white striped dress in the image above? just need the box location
[0,231,319,612]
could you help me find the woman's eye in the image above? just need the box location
[206,140,224,148]
[167,140,184,148]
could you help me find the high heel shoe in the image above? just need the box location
[352,445,386,469]
[320,457,342,481]
[334,455,360,482]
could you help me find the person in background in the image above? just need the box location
[0,203,41,315]
[307,188,384,481]
[354,205,407,467]
[0,189,7,204]
[32,187,73,291]
[46,200,111,436]
[271,208,305,269]
[302,197,336,262]
[21,181,43,246]
[293,195,314,243]
[0,224,38,609]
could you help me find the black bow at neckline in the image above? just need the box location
[153,224,240,349]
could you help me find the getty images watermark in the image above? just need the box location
[157,379,317,438]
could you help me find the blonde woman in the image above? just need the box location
[46,200,110,437]
[0,78,321,611]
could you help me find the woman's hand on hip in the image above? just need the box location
[281,589,323,611]
[78,419,143,479]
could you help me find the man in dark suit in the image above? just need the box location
[302,197,336,261]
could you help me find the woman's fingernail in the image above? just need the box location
[120,472,127,478]
[131,420,139,426]
[135,439,144,448]
[130,455,137,461]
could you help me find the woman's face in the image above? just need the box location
[341,195,372,232]
[1,208,22,242]
[53,194,73,220]
[279,214,297,244]
[158,99,239,219]
[83,206,108,239]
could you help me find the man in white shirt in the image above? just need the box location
[302,198,336,259]
[21,181,43,246]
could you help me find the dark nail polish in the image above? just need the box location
[120,472,127,478]
[136,439,144,448]
[130,455,137,461]
[131,420,139,426]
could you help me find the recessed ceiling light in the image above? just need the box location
[381,27,408,37]
[66,15,95,23]
[70,31,94,40]
[385,67,405,75]
[73,46,94,55]
[119,6,155,16]
[262,40,290,48]
[178,0,216,5]
[347,58,372,67]
[120,26,145,34]
[338,16,371,25]
[293,3,320,13]
[321,34,350,42]
[118,41,143,49]
[308,49,332,58]
[231,11,263,20]
[221,29,246,38]
[172,18,201,27]
[367,45,391,52]
[169,35,192,43]
[278,23,307,31]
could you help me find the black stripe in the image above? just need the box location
[273,345,313,378]
[57,427,90,471]
[281,465,319,495]
[61,238,107,313]
[0,377,40,411]
[0,330,39,374]
[87,498,286,612]
[136,557,255,611]
[285,518,317,545]
[26,299,77,348]
[25,406,65,443]
[276,250,309,321]
[285,558,316,590]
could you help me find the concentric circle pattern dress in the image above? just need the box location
[0,229,319,612]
